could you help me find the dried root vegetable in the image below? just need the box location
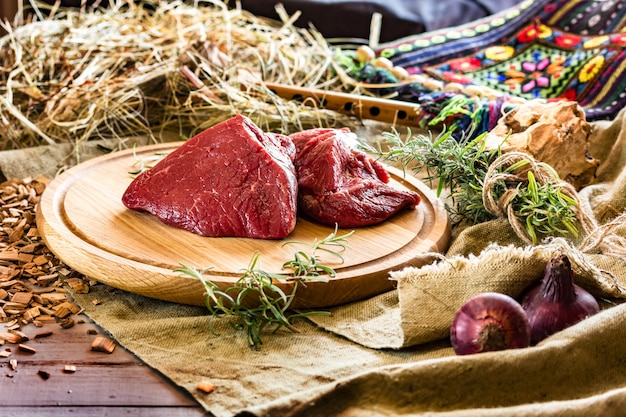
[0,0,356,155]
[484,100,599,190]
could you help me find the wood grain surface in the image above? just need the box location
[36,142,450,309]
[0,320,207,417]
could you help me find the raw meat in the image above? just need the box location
[122,115,298,239]
[290,127,420,228]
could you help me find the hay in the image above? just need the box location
[0,0,360,157]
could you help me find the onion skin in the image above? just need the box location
[521,254,600,344]
[450,292,531,355]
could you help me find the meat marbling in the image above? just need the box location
[290,127,420,228]
[122,115,298,239]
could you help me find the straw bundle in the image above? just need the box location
[0,0,358,154]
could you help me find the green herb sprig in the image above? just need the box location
[360,128,500,225]
[175,226,352,349]
[282,227,354,277]
[360,128,583,243]
[482,154,582,245]
[516,171,580,244]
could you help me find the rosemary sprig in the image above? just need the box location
[175,226,352,348]
[282,226,354,277]
[360,128,501,225]
[361,128,582,243]
[510,171,580,245]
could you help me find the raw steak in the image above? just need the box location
[122,115,298,239]
[290,127,420,228]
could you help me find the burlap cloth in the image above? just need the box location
[5,109,626,416]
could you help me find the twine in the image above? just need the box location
[578,211,626,257]
[481,151,626,256]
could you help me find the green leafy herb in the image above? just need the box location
[282,225,354,277]
[360,128,582,243]
[360,128,501,225]
[175,226,352,348]
[515,171,580,245]
[483,157,582,245]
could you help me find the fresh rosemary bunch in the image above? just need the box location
[361,128,582,243]
[496,168,580,245]
[361,128,501,225]
[175,226,352,349]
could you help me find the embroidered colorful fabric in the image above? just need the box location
[357,0,626,135]
[422,20,626,121]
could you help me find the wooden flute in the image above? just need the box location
[263,82,421,126]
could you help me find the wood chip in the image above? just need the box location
[40,293,67,304]
[59,317,75,329]
[36,315,57,324]
[0,280,18,288]
[11,291,33,305]
[17,253,34,263]
[34,330,53,338]
[56,301,81,314]
[66,278,90,294]
[63,365,77,373]
[0,331,26,344]
[196,381,217,394]
[35,275,58,286]
[3,301,29,310]
[9,329,29,342]
[19,243,41,254]
[23,306,40,321]
[0,252,20,262]
[91,336,116,354]
[53,305,72,319]
[33,255,49,266]
[18,343,36,354]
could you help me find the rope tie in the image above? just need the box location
[481,151,626,256]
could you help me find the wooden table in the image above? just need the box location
[1,317,209,416]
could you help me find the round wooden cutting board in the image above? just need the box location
[36,142,451,309]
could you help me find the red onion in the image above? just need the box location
[450,292,531,355]
[521,254,600,344]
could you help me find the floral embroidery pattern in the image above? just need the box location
[484,46,515,61]
[579,55,605,82]
[425,22,623,102]
[374,0,626,124]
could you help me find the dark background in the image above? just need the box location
[35,0,523,43]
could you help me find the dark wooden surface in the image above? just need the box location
[0,317,209,416]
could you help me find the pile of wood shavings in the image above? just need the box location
[0,177,93,353]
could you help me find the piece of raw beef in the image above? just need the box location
[290,127,420,228]
[122,115,298,239]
